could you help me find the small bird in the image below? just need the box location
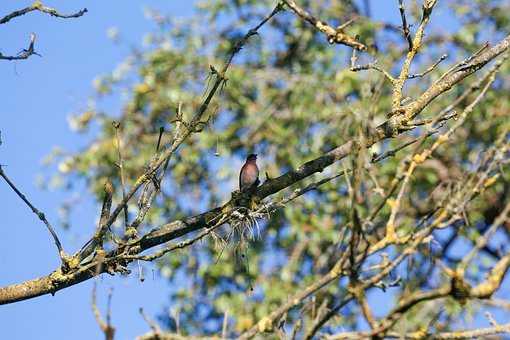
[239,153,260,192]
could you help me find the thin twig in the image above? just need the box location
[0,3,86,61]
[436,42,490,84]
[408,110,456,127]
[371,126,440,164]
[282,0,366,50]
[124,212,230,262]
[139,307,162,335]
[392,0,439,111]
[91,283,115,340]
[351,59,395,83]
[156,127,164,152]
[113,122,129,231]
[0,165,66,264]
[78,180,120,262]
[408,54,448,79]
[458,200,510,276]
[0,32,41,61]
[398,0,413,51]
[222,310,229,339]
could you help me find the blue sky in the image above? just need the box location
[0,1,507,339]
[0,2,195,339]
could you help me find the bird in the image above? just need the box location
[239,153,260,193]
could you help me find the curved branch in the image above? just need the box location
[0,165,66,265]
[282,0,366,50]
[0,3,87,25]
[0,32,41,61]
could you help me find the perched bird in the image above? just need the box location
[239,153,260,192]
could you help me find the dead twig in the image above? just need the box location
[0,165,67,267]
[282,0,366,50]
[0,2,87,24]
[0,32,41,61]
[91,283,115,340]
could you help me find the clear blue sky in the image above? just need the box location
[0,1,506,339]
[0,2,195,339]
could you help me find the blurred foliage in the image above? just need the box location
[48,0,510,337]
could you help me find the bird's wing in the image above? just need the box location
[239,163,245,190]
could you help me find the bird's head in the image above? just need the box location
[246,153,257,162]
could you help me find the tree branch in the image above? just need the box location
[0,165,67,266]
[327,322,510,339]
[282,0,366,50]
[0,32,41,61]
[0,2,87,25]
[92,283,115,340]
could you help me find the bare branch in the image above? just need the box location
[403,36,510,120]
[112,122,129,233]
[78,180,115,262]
[350,58,396,83]
[0,165,67,266]
[408,54,448,79]
[392,0,439,111]
[0,2,87,25]
[0,32,41,61]
[139,307,162,336]
[282,0,366,50]
[92,283,115,340]
[398,0,413,51]
[326,322,510,339]
[458,200,510,276]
